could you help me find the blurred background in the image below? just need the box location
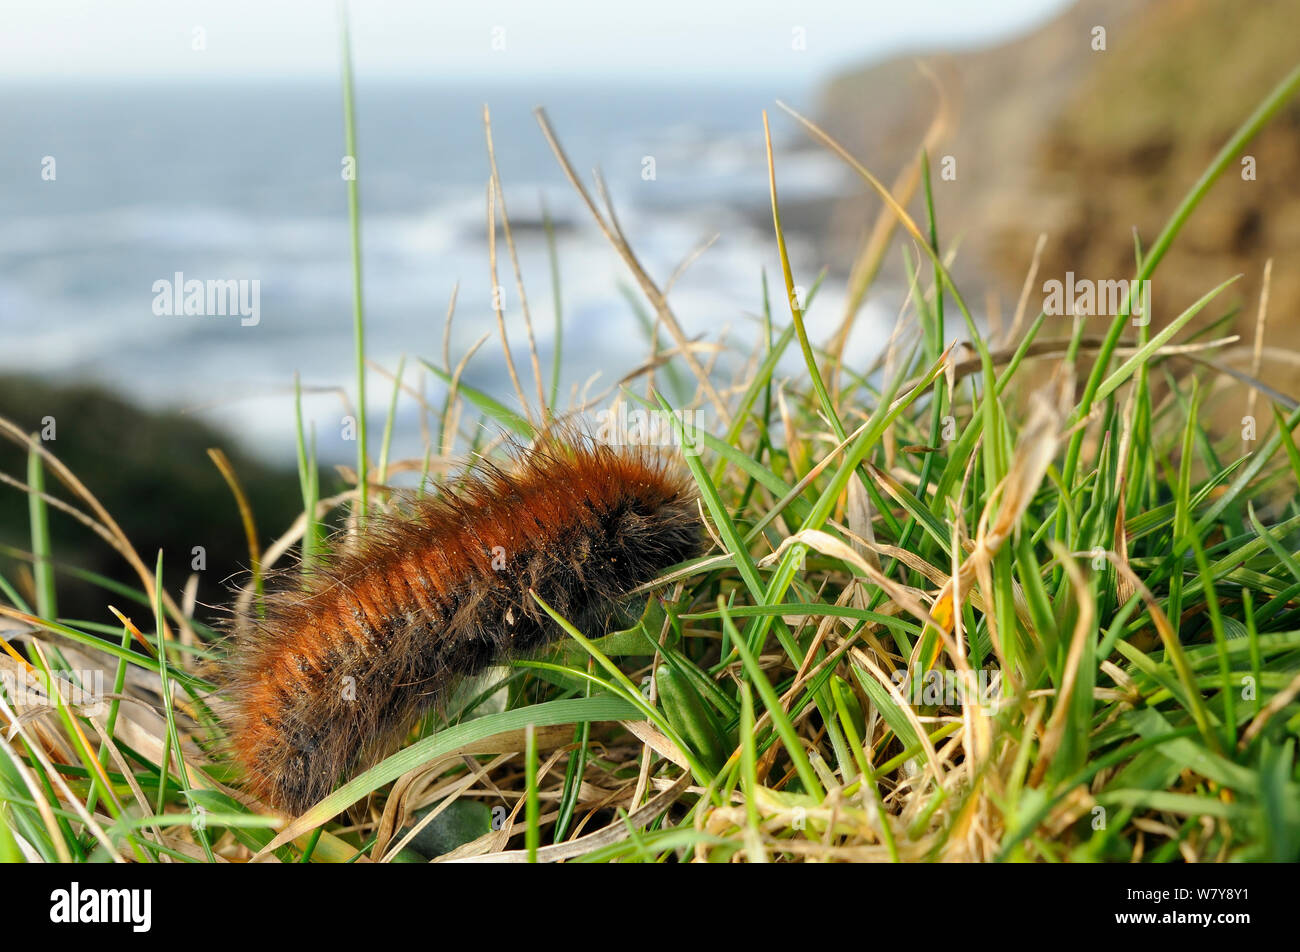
[1,0,1296,621]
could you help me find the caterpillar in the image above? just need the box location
[221,439,702,814]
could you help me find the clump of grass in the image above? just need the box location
[2,43,1299,863]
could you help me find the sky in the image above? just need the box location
[1,0,1075,82]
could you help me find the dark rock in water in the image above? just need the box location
[0,376,303,627]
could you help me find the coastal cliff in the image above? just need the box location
[817,0,1300,394]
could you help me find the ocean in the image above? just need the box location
[0,78,883,467]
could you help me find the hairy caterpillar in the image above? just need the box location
[222,440,701,814]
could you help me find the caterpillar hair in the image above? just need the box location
[221,437,702,814]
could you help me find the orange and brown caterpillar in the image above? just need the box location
[221,440,701,814]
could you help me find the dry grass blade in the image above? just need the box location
[485,178,535,429]
[1029,545,1096,785]
[0,692,124,862]
[1003,233,1047,349]
[207,447,261,591]
[484,105,548,419]
[442,772,692,863]
[918,367,1071,677]
[0,416,191,644]
[1245,257,1274,424]
[1238,668,1300,751]
[533,107,731,424]
[827,61,951,384]
[441,330,493,456]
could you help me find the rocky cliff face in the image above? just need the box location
[817,0,1300,396]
